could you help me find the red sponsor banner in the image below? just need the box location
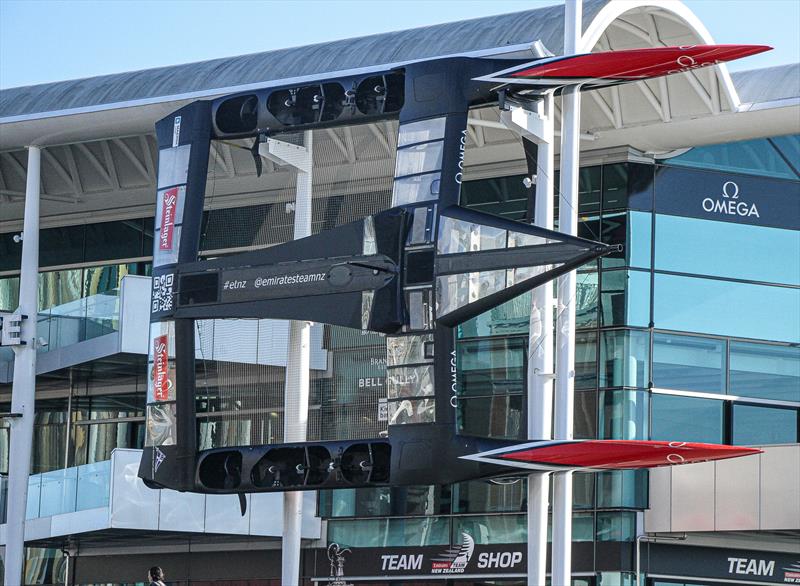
[153,334,171,401]
[159,187,179,251]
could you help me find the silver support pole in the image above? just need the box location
[4,145,41,586]
[553,2,582,584]
[282,130,313,585]
[527,94,555,586]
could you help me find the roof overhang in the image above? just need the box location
[0,1,797,230]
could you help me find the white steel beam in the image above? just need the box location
[4,146,41,586]
[276,130,313,586]
[553,2,582,584]
[499,93,556,586]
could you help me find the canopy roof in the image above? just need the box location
[0,1,797,230]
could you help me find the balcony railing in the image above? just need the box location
[0,449,321,542]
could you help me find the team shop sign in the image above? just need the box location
[316,539,525,579]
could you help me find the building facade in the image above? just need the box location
[0,1,798,584]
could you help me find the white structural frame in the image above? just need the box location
[261,131,314,585]
[500,93,556,585]
[553,1,583,584]
[4,146,41,585]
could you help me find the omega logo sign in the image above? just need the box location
[701,181,761,218]
[455,130,467,185]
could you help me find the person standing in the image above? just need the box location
[148,566,166,586]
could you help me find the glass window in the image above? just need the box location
[39,224,85,267]
[386,334,433,367]
[453,513,526,544]
[574,391,597,439]
[328,516,449,548]
[599,329,649,388]
[457,337,525,397]
[652,333,726,394]
[452,478,526,514]
[0,232,22,272]
[596,511,636,541]
[0,276,20,311]
[386,365,434,398]
[320,485,450,518]
[576,268,599,329]
[579,165,601,215]
[600,269,650,328]
[575,331,598,390]
[571,512,595,542]
[663,137,799,179]
[74,421,144,465]
[599,390,649,440]
[572,472,595,510]
[655,214,800,285]
[600,163,654,212]
[651,394,723,443]
[730,341,800,402]
[602,163,629,211]
[462,174,531,221]
[84,219,144,263]
[732,404,798,445]
[596,470,648,509]
[601,211,652,269]
[458,395,523,439]
[458,292,531,338]
[396,117,446,147]
[387,397,435,425]
[654,273,800,343]
[392,172,440,206]
[395,141,443,177]
[770,135,800,174]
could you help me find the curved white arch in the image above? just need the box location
[581,0,741,111]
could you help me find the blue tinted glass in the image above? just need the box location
[596,470,648,509]
[576,269,598,329]
[665,137,798,180]
[655,214,800,285]
[730,341,800,402]
[771,135,800,176]
[600,211,652,269]
[454,514,526,544]
[596,511,636,542]
[599,390,649,440]
[599,330,649,388]
[575,331,598,390]
[732,404,798,445]
[600,270,650,328]
[458,292,531,338]
[654,274,800,343]
[651,394,723,443]
[602,163,655,212]
[652,333,726,393]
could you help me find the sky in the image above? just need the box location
[0,0,798,90]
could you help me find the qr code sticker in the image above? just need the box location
[151,273,175,313]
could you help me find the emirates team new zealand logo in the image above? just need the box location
[431,532,475,574]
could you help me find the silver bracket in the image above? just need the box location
[0,311,28,347]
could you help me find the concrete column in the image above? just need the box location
[282,130,313,585]
[553,1,583,584]
[4,145,41,586]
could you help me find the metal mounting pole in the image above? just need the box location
[553,1,583,584]
[271,131,314,585]
[4,145,41,586]
[500,94,555,586]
